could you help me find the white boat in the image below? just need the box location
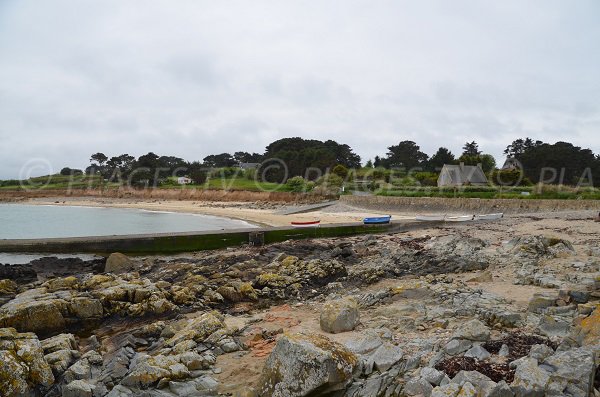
[415,214,445,221]
[474,213,504,221]
[444,215,474,222]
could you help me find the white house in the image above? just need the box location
[177,177,193,185]
[239,162,260,170]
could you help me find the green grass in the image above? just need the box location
[376,186,600,200]
[0,174,109,190]
[162,177,291,192]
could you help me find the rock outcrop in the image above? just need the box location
[0,327,54,396]
[258,333,358,397]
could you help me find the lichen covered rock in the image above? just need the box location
[258,332,358,397]
[0,327,54,396]
[320,297,360,334]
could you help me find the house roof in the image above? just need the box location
[441,164,488,184]
[239,162,260,169]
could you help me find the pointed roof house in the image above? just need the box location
[437,163,488,187]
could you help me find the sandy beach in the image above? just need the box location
[23,196,417,227]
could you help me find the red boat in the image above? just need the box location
[290,220,321,228]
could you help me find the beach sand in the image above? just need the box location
[24,196,417,227]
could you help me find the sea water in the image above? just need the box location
[0,204,255,240]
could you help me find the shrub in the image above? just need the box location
[60,167,83,176]
[490,169,532,186]
[244,168,256,180]
[372,168,386,180]
[316,173,344,188]
[413,172,438,186]
[332,164,349,179]
[286,176,307,192]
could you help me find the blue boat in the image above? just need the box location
[363,215,392,224]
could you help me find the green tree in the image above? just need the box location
[385,141,428,169]
[462,141,481,157]
[60,167,82,176]
[187,161,208,185]
[261,137,360,182]
[203,153,237,168]
[233,151,263,164]
[458,153,496,173]
[427,147,455,171]
[90,152,108,167]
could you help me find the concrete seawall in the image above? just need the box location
[0,221,436,255]
[341,195,599,214]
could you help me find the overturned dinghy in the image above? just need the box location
[290,220,321,228]
[415,214,445,221]
[444,215,475,222]
[474,213,504,221]
[363,215,391,224]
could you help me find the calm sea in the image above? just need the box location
[0,204,255,240]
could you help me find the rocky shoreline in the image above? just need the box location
[0,211,599,396]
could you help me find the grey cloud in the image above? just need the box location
[1,0,599,178]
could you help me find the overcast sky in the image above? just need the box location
[1,0,599,178]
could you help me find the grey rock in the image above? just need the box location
[451,319,490,341]
[510,357,550,397]
[431,383,460,397]
[464,345,491,361]
[403,378,433,396]
[105,252,134,273]
[320,297,360,334]
[420,367,446,386]
[527,294,556,313]
[257,333,357,397]
[528,344,554,361]
[458,382,477,397]
[220,341,239,353]
[345,333,384,355]
[62,380,95,397]
[498,344,510,357]
[445,339,472,355]
[568,290,590,304]
[169,375,218,396]
[486,380,514,397]
[536,315,571,338]
[106,385,134,397]
[452,370,495,393]
[365,343,403,373]
[63,358,93,383]
[542,347,595,397]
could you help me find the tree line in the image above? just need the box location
[63,137,599,187]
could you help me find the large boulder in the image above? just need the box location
[320,297,360,334]
[0,327,54,396]
[527,293,556,313]
[257,333,358,397]
[166,312,225,346]
[104,253,134,273]
[41,333,79,378]
[505,235,574,258]
[345,329,403,374]
[0,289,68,336]
[451,319,490,342]
[121,354,190,388]
[542,347,596,397]
[574,305,600,345]
[510,357,549,397]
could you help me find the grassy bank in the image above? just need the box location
[375,185,600,200]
